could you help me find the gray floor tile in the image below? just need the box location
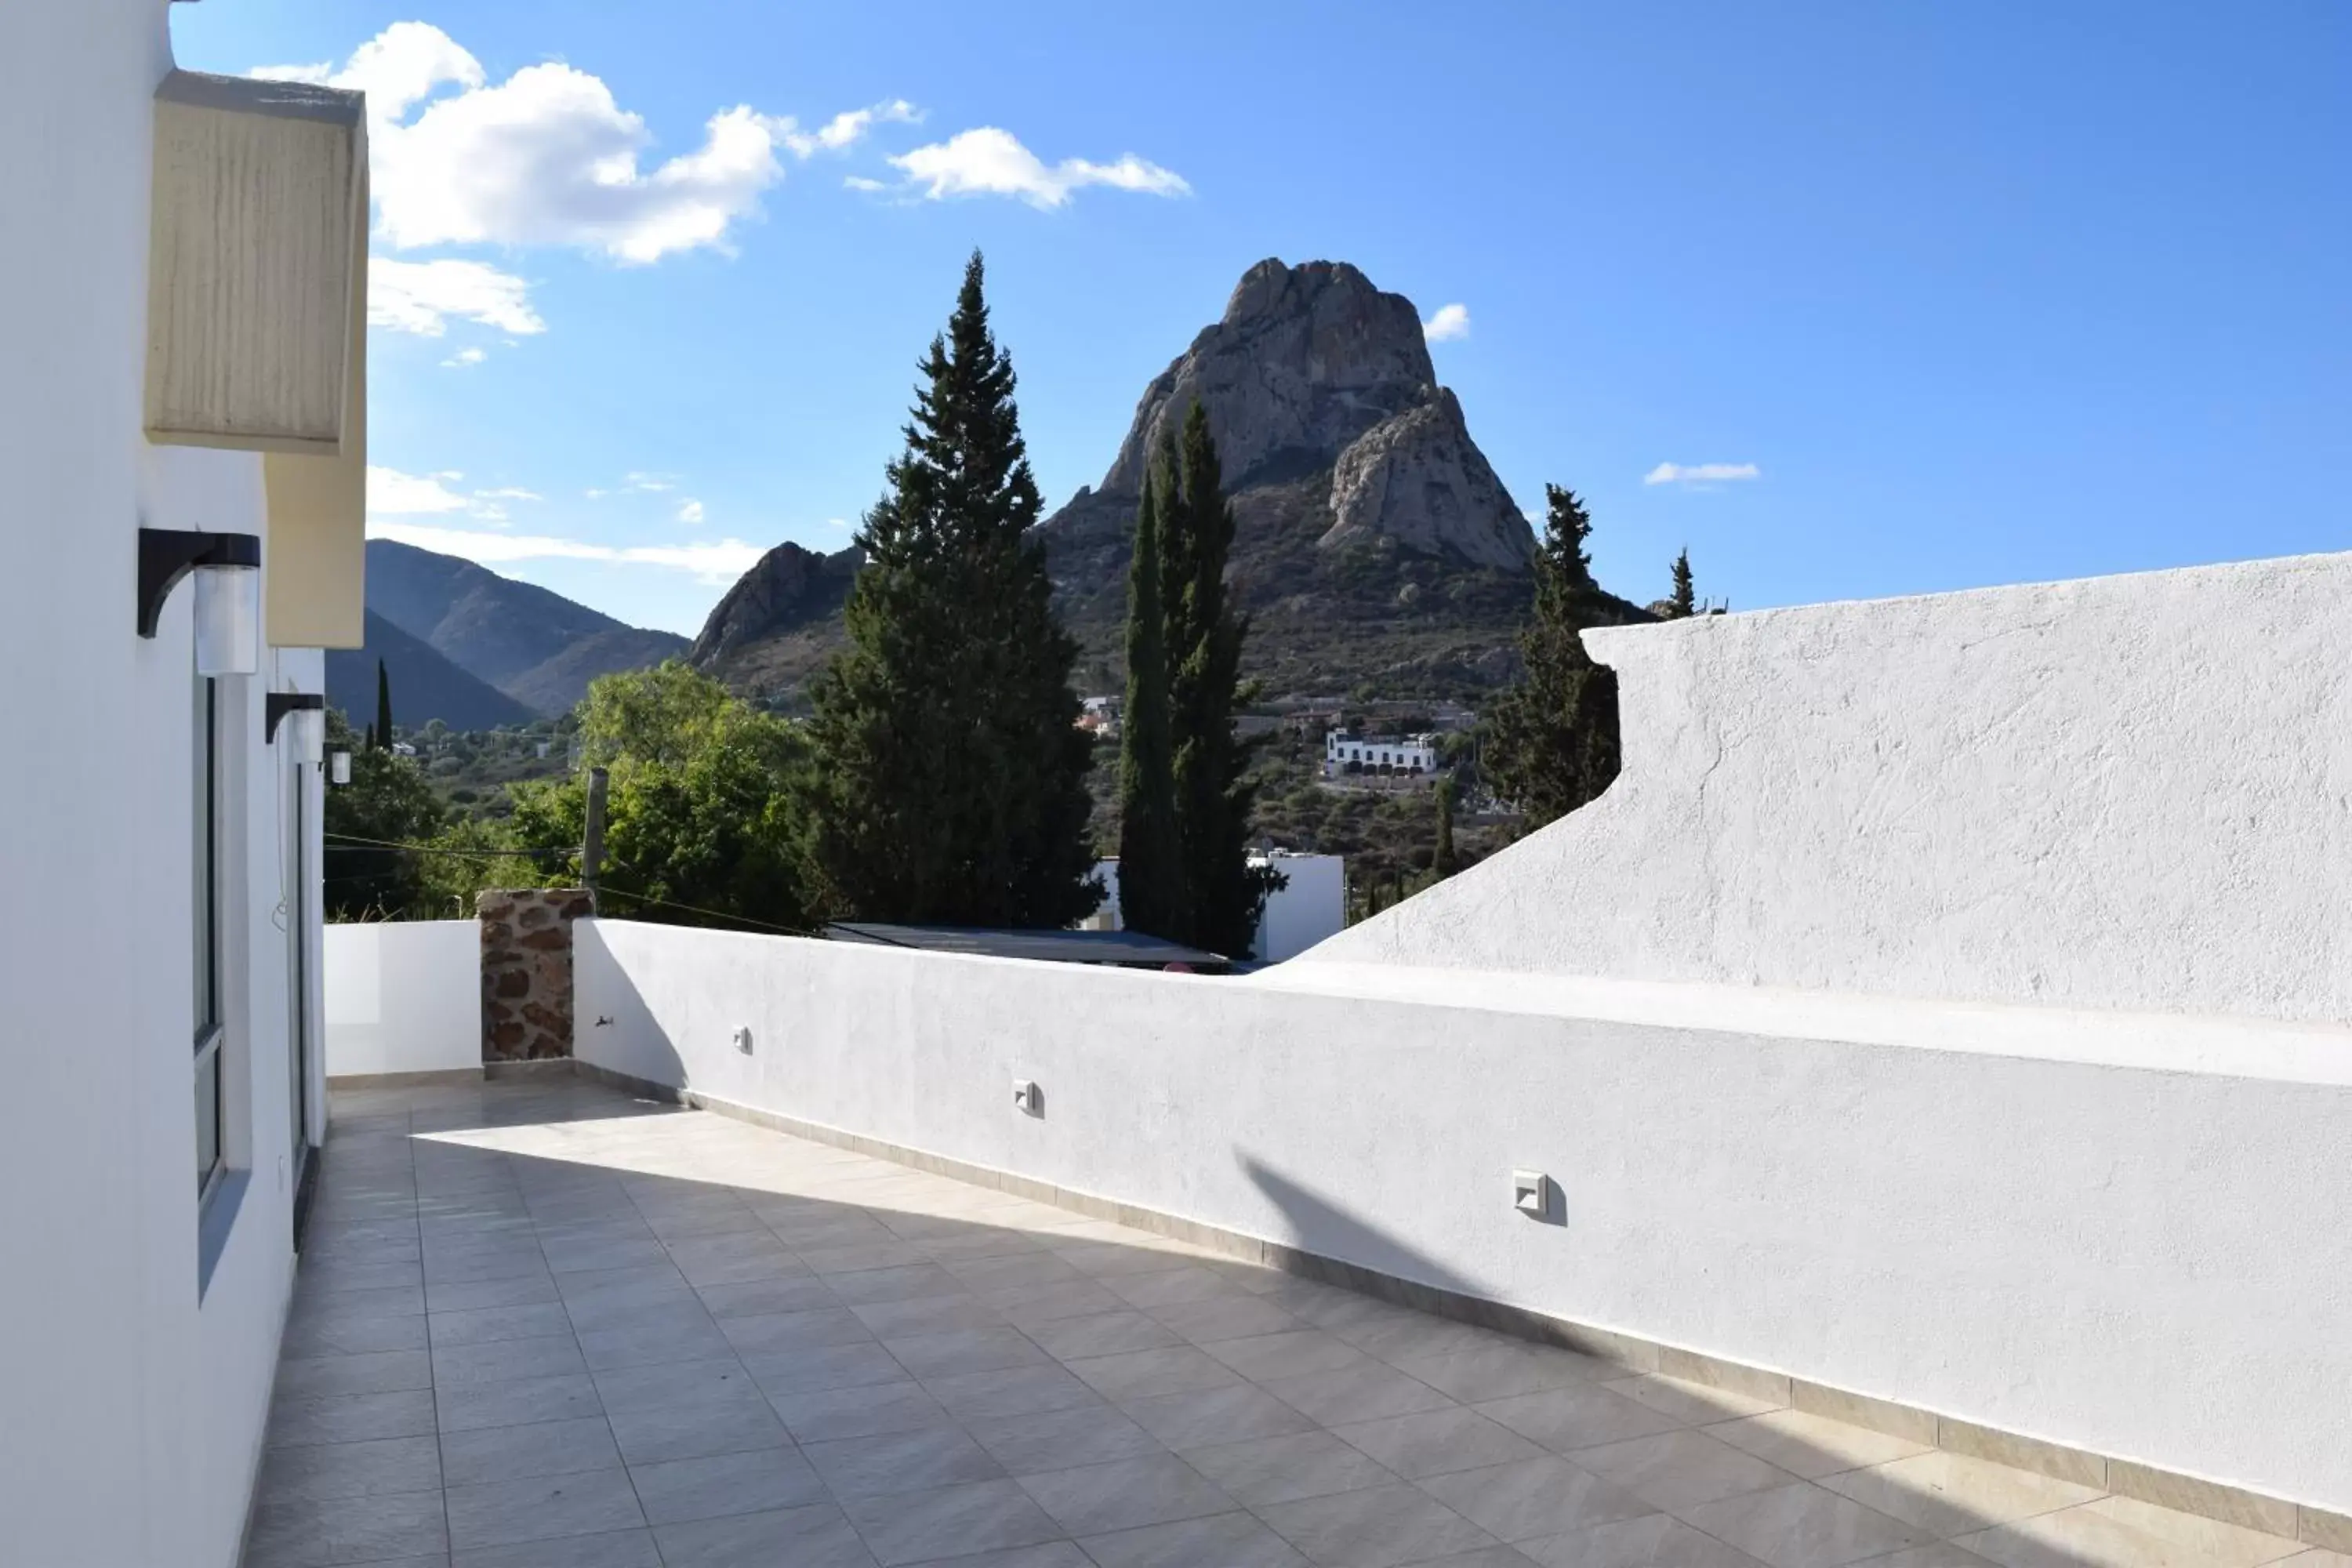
[1415,1455,1657,1543]
[1182,1430,1399,1508]
[898,1547,1089,1568]
[1200,1330,1370,1382]
[1147,1293,1304,1345]
[988,1281,1131,1327]
[804,1424,1007,1498]
[718,1305,876,1356]
[1023,1310,1184,1359]
[590,1355,760,1415]
[1517,1513,1769,1568]
[605,1392,788,1465]
[440,1416,624,1486]
[1257,1482,1501,1568]
[1260,1363,1454,1427]
[429,1303,575,1348]
[448,1528,661,1567]
[1388,1341,1603,1404]
[1328,1406,1545,1479]
[851,1292,1007,1339]
[1569,1432,1798,1513]
[741,1341,909,1398]
[428,1275,562,1314]
[437,1373,604,1434]
[824,1261,967,1301]
[444,1472,648,1550]
[1120,1382,1319,1449]
[433,1334,588,1387]
[292,1283,427,1322]
[628,1446,828,1525]
[967,1402,1167,1474]
[1065,1345,1243,1402]
[1105,1265,1249,1311]
[842,1479,1067,1566]
[1681,1482,1926,1568]
[283,1312,431,1359]
[771,1379,956,1442]
[268,1389,438,1448]
[258,1434,442,1504]
[698,1273,840,1319]
[654,1503,878,1567]
[884,1326,1050,1379]
[243,1487,449,1567]
[1017,1452,1233,1536]
[277,1349,435,1401]
[1471,1385,1682,1454]
[1076,1510,1311,1567]
[577,1313,735,1371]
[924,1362,1100,1422]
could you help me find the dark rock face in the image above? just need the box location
[688,539,863,693]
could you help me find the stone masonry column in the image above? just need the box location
[477,887,594,1062]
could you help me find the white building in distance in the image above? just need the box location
[1325,729,1442,777]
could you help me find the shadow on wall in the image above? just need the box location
[1241,1153,1491,1300]
[573,927,688,1092]
[279,1076,2187,1568]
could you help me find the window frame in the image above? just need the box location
[194,673,224,1205]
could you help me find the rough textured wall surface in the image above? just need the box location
[479,888,593,1060]
[1302,550,2352,1023]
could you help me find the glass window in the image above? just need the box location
[194,675,223,1197]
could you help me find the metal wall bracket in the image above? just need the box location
[136,528,260,637]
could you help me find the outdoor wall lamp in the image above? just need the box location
[137,528,262,675]
[267,693,326,763]
[328,751,352,786]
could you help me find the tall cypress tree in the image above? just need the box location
[374,659,393,750]
[808,251,1099,927]
[1163,401,1258,956]
[1668,548,1696,618]
[1484,485,1621,829]
[1115,467,1184,939]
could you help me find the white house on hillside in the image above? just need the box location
[1324,728,1441,777]
[0,5,366,1563]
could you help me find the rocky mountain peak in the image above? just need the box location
[689,539,863,668]
[1099,258,1439,499]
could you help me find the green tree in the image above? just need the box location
[1115,471,1185,939]
[322,708,445,919]
[506,663,818,931]
[1484,485,1621,827]
[1163,402,1261,956]
[808,252,1099,927]
[1431,776,1460,878]
[1668,547,1696,619]
[374,659,393,750]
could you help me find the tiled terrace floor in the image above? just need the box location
[249,1077,2337,1568]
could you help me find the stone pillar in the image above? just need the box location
[477,887,593,1062]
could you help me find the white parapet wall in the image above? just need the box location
[1301,551,2352,1023]
[576,917,2352,1513]
[325,920,481,1077]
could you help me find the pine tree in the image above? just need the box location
[1431,776,1460,878]
[1484,485,1621,828]
[808,251,1099,927]
[374,659,393,750]
[1163,402,1259,957]
[1668,548,1696,619]
[1115,470,1184,939]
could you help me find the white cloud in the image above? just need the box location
[826,517,851,531]
[441,347,488,368]
[257,23,800,264]
[372,257,545,338]
[1644,462,1762,487]
[1423,303,1471,342]
[583,488,608,500]
[249,60,332,85]
[365,521,765,585]
[366,465,473,515]
[623,472,677,492]
[475,487,542,502]
[781,100,920,158]
[676,499,705,524]
[887,127,1189,209]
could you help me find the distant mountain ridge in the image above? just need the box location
[326,610,539,731]
[689,258,1649,706]
[364,539,689,718]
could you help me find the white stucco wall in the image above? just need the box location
[1301,553,2352,1024]
[0,5,325,1565]
[325,920,483,1077]
[577,919,2352,1512]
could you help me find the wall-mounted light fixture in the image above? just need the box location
[328,751,352,786]
[267,692,326,763]
[138,528,261,675]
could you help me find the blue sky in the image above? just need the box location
[175,2,2350,637]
